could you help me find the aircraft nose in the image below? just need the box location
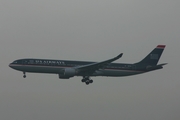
[9,63,13,68]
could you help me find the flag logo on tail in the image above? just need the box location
[150,54,159,59]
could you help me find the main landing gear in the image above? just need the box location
[81,76,93,85]
[23,72,26,78]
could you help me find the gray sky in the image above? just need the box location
[0,0,180,120]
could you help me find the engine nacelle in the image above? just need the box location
[58,68,76,79]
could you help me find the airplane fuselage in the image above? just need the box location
[9,59,147,77]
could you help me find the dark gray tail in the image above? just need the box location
[136,45,166,66]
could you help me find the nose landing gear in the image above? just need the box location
[23,72,26,78]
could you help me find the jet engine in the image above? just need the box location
[58,68,76,79]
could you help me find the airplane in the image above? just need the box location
[9,45,167,85]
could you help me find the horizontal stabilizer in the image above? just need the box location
[146,63,167,71]
[158,63,168,66]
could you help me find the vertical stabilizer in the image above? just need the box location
[136,45,166,66]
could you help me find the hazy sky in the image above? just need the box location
[0,0,180,120]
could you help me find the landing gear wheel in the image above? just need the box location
[82,76,93,85]
[81,79,86,83]
[85,82,89,85]
[89,80,93,83]
[23,75,26,78]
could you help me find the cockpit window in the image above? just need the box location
[12,60,23,64]
[12,61,18,64]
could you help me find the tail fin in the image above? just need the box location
[136,45,166,66]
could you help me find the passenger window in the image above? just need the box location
[23,60,28,65]
[132,65,136,70]
[28,60,34,64]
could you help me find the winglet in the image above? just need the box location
[116,53,123,59]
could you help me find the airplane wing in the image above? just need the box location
[75,53,123,75]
